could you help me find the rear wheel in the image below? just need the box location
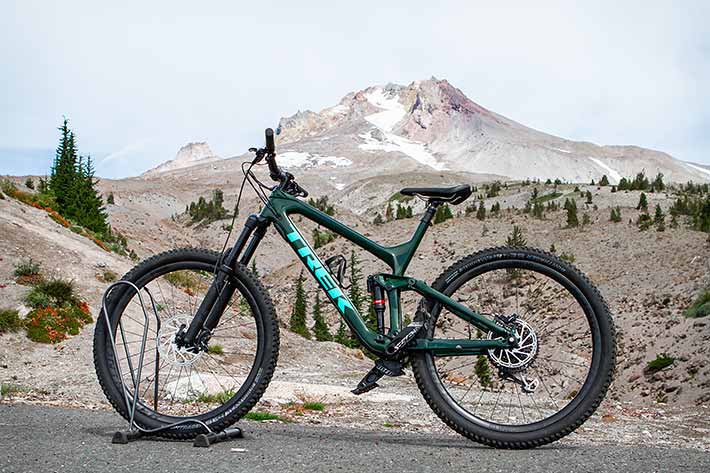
[93,248,279,438]
[411,247,615,449]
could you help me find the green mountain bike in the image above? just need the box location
[94,128,616,449]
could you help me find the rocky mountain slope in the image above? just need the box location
[274,78,709,184]
[142,142,220,177]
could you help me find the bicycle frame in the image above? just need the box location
[250,188,515,357]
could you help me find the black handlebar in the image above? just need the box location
[248,127,308,198]
[265,128,275,154]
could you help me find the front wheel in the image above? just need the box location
[411,247,616,449]
[93,248,279,439]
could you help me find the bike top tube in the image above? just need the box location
[260,188,435,276]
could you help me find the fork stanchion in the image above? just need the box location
[100,280,242,448]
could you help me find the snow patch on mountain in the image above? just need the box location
[360,88,446,170]
[278,151,352,169]
[685,162,710,177]
[588,157,622,184]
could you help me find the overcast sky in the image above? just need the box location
[2,1,709,178]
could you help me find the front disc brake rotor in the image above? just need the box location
[157,314,204,367]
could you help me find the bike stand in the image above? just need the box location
[101,281,244,449]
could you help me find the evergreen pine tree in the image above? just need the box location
[637,192,648,211]
[49,119,78,216]
[289,270,310,339]
[106,192,115,205]
[654,204,665,231]
[474,355,492,388]
[476,201,486,220]
[311,293,332,341]
[610,206,622,223]
[348,250,365,315]
[434,203,454,224]
[565,198,579,227]
[599,175,610,186]
[385,201,394,221]
[74,156,109,234]
[506,225,527,247]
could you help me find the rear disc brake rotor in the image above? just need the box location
[487,317,539,372]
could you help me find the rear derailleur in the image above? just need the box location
[498,368,539,394]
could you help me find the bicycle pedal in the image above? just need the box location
[351,366,384,395]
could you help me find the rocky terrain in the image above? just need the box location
[142,142,221,177]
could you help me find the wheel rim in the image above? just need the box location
[426,259,601,431]
[106,260,264,423]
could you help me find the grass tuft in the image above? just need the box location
[0,383,26,397]
[685,289,710,318]
[195,390,234,404]
[302,401,325,412]
[244,411,282,422]
[207,344,224,355]
[646,353,675,373]
[0,309,22,333]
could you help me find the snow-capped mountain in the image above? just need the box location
[143,142,220,177]
[276,78,709,184]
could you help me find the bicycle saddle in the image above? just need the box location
[399,184,472,205]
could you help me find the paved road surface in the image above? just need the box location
[0,404,707,473]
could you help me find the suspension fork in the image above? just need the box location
[180,214,270,348]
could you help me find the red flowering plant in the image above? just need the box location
[23,279,93,344]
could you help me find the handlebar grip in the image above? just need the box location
[265,128,275,154]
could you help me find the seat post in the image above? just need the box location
[420,201,442,227]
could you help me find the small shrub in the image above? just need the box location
[97,270,118,283]
[610,207,622,223]
[685,289,710,318]
[1,383,26,397]
[0,309,22,333]
[637,213,653,231]
[106,192,115,205]
[25,279,79,309]
[13,258,41,278]
[25,303,92,343]
[207,344,224,355]
[560,252,576,263]
[506,225,527,247]
[164,270,204,293]
[646,353,674,373]
[312,227,336,249]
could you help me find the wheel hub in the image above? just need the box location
[158,315,204,366]
[487,316,539,371]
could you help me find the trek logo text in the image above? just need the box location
[286,230,355,314]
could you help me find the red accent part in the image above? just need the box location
[372,299,386,305]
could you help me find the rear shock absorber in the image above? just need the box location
[367,276,386,336]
